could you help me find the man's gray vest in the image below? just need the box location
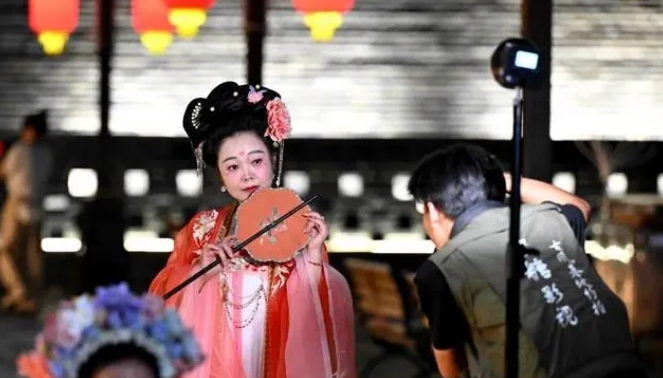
[429,203,640,378]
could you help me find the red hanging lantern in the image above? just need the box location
[132,0,174,55]
[291,0,354,42]
[28,0,80,55]
[162,0,215,39]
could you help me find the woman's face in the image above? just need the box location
[217,131,274,202]
[92,359,156,378]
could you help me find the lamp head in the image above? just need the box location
[491,38,542,89]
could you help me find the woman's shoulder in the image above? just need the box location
[189,205,234,225]
[186,205,235,243]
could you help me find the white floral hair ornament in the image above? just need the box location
[16,283,204,378]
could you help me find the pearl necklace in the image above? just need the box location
[223,282,266,329]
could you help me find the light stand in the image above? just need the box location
[490,38,542,378]
[506,85,525,378]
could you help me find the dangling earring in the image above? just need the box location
[220,186,226,192]
[274,142,284,188]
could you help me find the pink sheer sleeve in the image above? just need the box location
[151,207,248,378]
[283,251,356,377]
[178,268,248,378]
[148,219,198,308]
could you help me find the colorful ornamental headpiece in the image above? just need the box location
[182,82,292,185]
[16,283,203,378]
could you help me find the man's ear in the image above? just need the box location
[425,202,441,224]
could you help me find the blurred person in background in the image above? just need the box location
[0,110,53,314]
[16,283,204,378]
[407,144,646,378]
[149,82,355,378]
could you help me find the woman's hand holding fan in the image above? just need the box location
[302,211,328,264]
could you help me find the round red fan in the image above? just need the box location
[232,187,312,263]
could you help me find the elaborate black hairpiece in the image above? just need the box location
[182,81,290,184]
[183,82,281,150]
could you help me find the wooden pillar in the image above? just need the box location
[244,0,267,84]
[505,2,555,376]
[521,0,553,182]
[79,0,129,293]
[98,0,113,190]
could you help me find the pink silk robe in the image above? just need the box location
[149,206,356,378]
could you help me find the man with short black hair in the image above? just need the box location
[409,144,645,378]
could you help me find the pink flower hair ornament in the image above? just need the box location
[247,85,266,104]
[16,347,51,378]
[246,84,292,143]
[265,97,292,143]
[15,283,204,378]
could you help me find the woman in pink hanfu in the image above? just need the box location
[149,82,356,378]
